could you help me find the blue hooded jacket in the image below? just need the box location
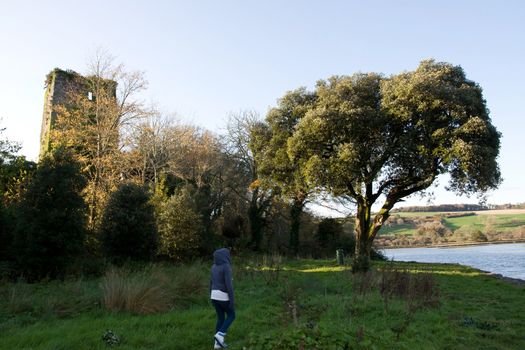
[210,248,235,308]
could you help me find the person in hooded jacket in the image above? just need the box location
[210,248,235,349]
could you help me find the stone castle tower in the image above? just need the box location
[39,68,117,158]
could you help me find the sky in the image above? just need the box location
[0,0,524,209]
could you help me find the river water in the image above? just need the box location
[383,243,525,280]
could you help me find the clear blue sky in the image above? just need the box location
[0,0,524,207]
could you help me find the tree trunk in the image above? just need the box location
[353,200,372,272]
[88,167,99,228]
[249,207,263,251]
[289,199,303,256]
[249,187,263,251]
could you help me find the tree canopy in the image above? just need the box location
[288,60,501,270]
[253,88,317,254]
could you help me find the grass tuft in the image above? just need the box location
[100,267,170,315]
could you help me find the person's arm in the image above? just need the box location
[224,265,235,309]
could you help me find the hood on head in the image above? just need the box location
[213,248,231,265]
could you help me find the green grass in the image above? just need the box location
[1,258,524,349]
[384,212,525,237]
[441,214,525,232]
[380,223,418,236]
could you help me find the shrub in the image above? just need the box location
[100,183,158,262]
[416,221,449,237]
[316,218,342,249]
[12,149,87,280]
[156,191,204,260]
[470,230,488,242]
[453,226,486,242]
[315,218,356,258]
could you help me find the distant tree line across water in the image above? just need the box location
[393,203,525,213]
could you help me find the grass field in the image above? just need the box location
[1,258,524,349]
[381,211,525,237]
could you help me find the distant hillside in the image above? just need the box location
[376,209,525,248]
[392,204,487,213]
[393,203,525,213]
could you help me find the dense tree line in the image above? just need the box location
[0,57,501,279]
[391,204,489,213]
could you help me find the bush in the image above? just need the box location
[315,218,356,258]
[156,191,204,260]
[416,221,449,237]
[12,149,87,280]
[316,218,342,248]
[100,183,158,263]
[470,230,488,242]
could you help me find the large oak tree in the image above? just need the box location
[289,60,501,271]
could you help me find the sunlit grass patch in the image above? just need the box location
[296,266,350,273]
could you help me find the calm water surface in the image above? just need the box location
[383,243,525,280]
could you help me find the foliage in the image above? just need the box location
[0,124,36,206]
[225,111,274,251]
[316,218,342,248]
[100,183,158,262]
[288,60,501,270]
[0,125,21,166]
[49,51,149,227]
[12,148,87,280]
[155,190,204,260]
[101,330,120,346]
[253,89,317,254]
[416,221,451,242]
[124,113,177,186]
[470,230,488,242]
[166,125,226,242]
[0,157,36,205]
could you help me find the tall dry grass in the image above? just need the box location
[171,262,207,306]
[100,267,171,315]
[100,262,208,314]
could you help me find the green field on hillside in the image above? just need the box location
[381,212,525,237]
[1,258,524,349]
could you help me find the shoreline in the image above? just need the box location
[378,239,525,250]
[379,241,525,286]
[484,272,525,286]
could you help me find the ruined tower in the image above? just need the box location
[40,69,84,157]
[39,68,117,158]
